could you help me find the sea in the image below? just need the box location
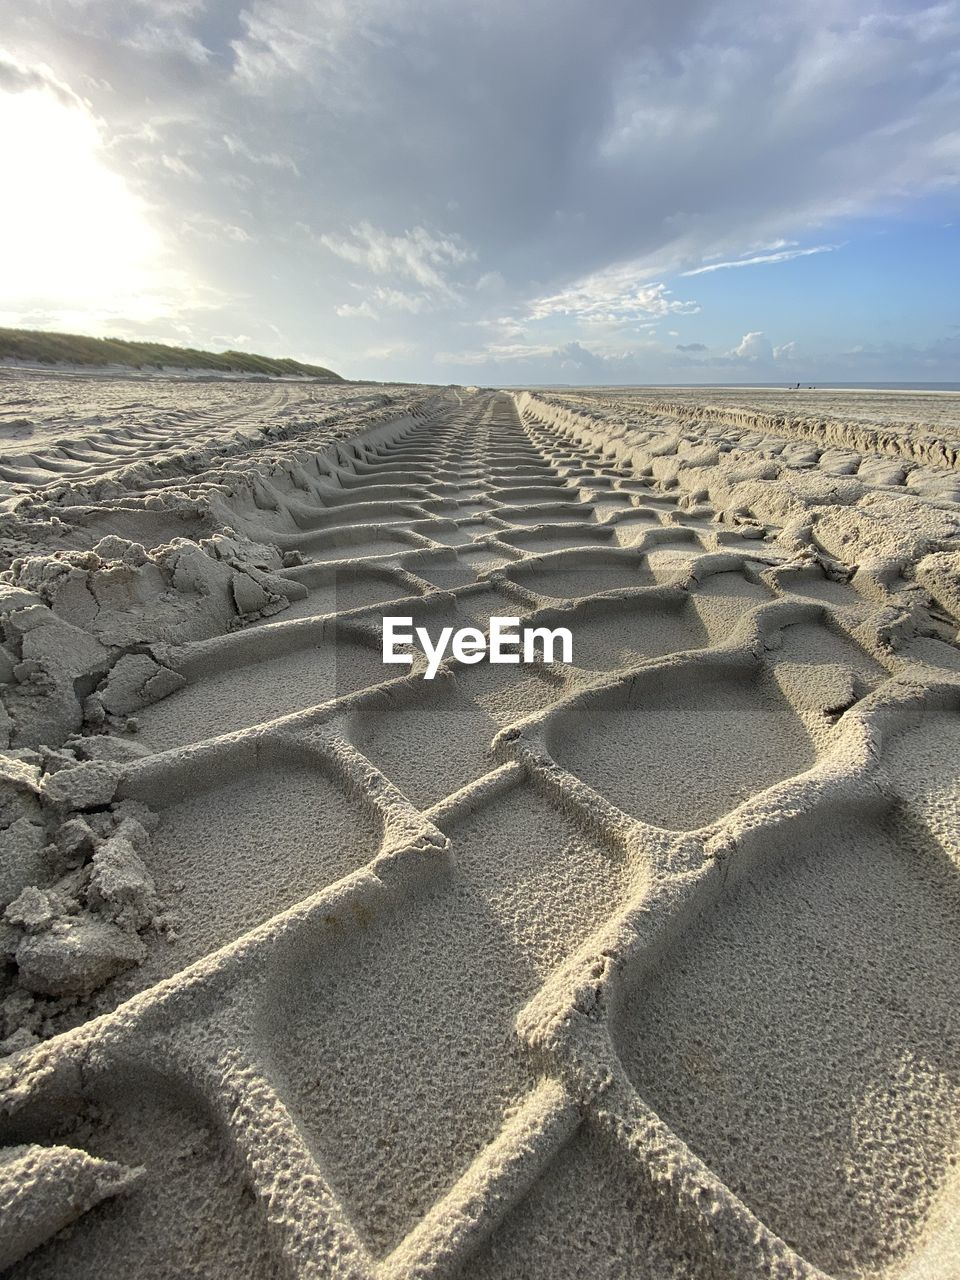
[530,382,960,393]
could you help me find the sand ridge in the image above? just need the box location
[0,381,958,1278]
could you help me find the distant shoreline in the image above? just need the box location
[515,382,960,395]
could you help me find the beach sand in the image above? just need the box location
[0,375,958,1279]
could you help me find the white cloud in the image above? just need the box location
[363,340,416,360]
[335,300,378,319]
[319,221,474,301]
[222,133,300,174]
[160,153,199,179]
[726,333,799,361]
[435,341,555,366]
[681,244,838,276]
[529,267,699,323]
[731,331,774,360]
[371,287,431,313]
[228,0,369,98]
[121,22,211,65]
[0,52,85,107]
[436,328,960,385]
[183,213,255,243]
[476,270,506,292]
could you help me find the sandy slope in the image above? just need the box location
[0,378,959,1279]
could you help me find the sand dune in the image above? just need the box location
[0,377,959,1278]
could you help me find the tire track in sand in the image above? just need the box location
[2,388,959,1280]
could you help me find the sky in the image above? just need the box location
[0,0,958,385]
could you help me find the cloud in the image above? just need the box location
[318,222,474,301]
[731,331,774,360]
[160,153,199,179]
[222,134,300,174]
[437,328,960,386]
[476,271,506,292]
[0,62,229,337]
[833,333,960,372]
[363,340,416,360]
[371,287,431,313]
[0,53,83,106]
[681,245,838,276]
[529,270,699,323]
[121,22,212,65]
[773,340,799,359]
[436,341,559,366]
[676,341,707,352]
[724,333,800,362]
[335,300,378,319]
[2,0,959,378]
[182,213,255,243]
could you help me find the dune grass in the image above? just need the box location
[0,326,343,380]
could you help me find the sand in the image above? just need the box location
[0,374,959,1278]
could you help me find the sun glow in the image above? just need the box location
[0,83,168,326]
